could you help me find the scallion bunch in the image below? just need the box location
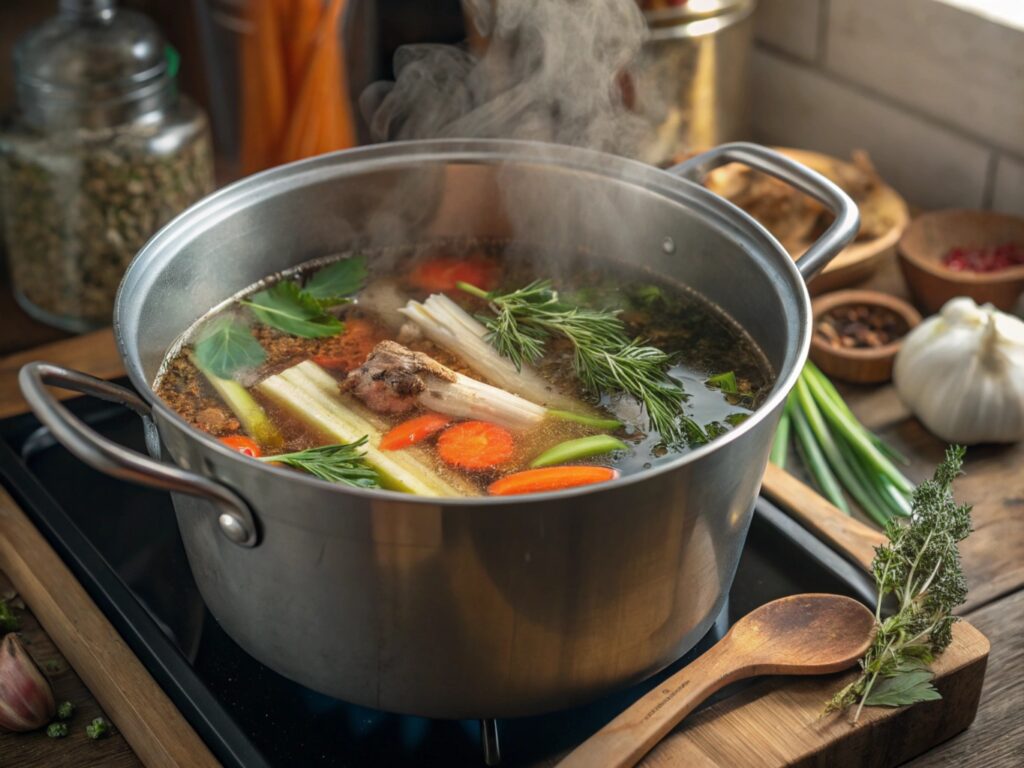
[772,362,913,526]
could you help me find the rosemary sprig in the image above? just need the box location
[459,280,692,444]
[260,437,380,489]
[826,445,972,721]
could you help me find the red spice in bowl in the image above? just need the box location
[941,242,1024,273]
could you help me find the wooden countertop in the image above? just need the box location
[0,256,1020,766]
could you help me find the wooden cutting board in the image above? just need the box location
[0,484,219,768]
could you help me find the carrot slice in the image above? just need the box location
[410,256,499,293]
[488,466,617,496]
[219,435,263,458]
[380,413,453,451]
[436,421,514,470]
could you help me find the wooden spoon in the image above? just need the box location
[557,594,875,768]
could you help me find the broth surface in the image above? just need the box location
[155,241,774,496]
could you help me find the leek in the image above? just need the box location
[419,371,547,430]
[399,293,579,410]
[399,294,624,430]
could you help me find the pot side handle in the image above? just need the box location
[18,362,259,548]
[668,142,860,282]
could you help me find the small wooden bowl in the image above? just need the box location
[780,149,910,295]
[810,290,922,384]
[898,209,1024,313]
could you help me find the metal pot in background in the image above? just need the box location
[632,0,757,165]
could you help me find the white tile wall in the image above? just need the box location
[825,0,1024,155]
[754,0,821,61]
[749,0,1023,213]
[993,155,1024,215]
[751,50,991,209]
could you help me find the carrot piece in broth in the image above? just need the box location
[436,421,514,470]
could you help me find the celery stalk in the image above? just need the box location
[258,362,473,497]
[192,355,283,450]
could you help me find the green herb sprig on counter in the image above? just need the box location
[826,446,972,721]
[259,437,380,488]
[458,280,698,446]
[241,256,367,338]
[193,315,268,379]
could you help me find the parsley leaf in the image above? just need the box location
[863,669,942,708]
[193,316,267,378]
[242,282,343,338]
[304,256,368,306]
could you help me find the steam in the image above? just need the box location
[361,0,649,158]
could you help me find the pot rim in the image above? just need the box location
[115,138,811,507]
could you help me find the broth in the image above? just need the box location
[155,241,774,497]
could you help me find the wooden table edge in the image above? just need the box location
[0,328,122,420]
[0,483,220,768]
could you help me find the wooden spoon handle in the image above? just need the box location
[557,644,746,768]
[761,463,887,573]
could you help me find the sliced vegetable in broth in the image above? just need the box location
[154,241,774,497]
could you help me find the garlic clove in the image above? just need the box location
[0,633,57,732]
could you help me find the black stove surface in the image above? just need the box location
[0,393,874,767]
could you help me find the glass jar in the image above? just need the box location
[0,0,214,332]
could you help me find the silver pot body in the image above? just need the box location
[21,140,857,718]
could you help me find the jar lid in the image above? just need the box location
[14,0,172,118]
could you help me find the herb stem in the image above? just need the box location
[460,280,692,445]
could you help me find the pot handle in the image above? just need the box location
[668,142,860,281]
[18,362,259,548]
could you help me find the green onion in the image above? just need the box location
[776,363,915,527]
[546,409,623,431]
[770,400,791,469]
[803,372,913,493]
[789,392,848,513]
[530,435,629,468]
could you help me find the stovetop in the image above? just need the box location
[0,391,874,767]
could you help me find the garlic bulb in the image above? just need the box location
[894,297,1024,444]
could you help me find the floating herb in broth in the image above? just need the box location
[154,243,773,497]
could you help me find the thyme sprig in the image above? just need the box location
[827,446,972,721]
[458,280,694,445]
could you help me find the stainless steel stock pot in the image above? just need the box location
[20,140,858,718]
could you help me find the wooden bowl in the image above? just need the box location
[703,148,910,294]
[781,150,910,295]
[897,210,1024,314]
[810,290,922,384]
